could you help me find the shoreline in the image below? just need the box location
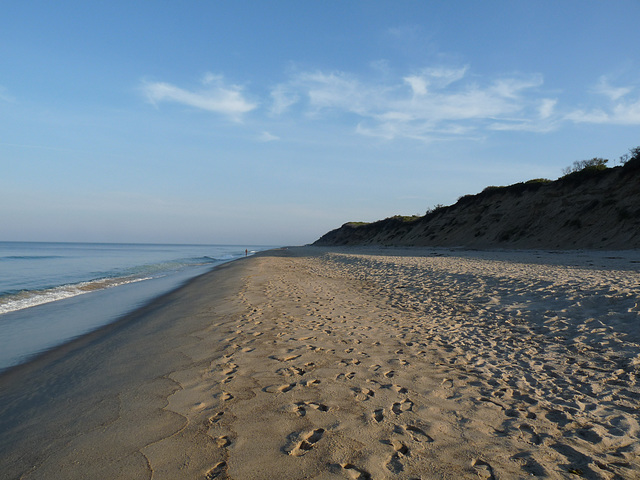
[0,249,264,374]
[0,254,258,478]
[0,256,234,379]
[1,246,639,479]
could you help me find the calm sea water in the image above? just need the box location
[0,242,272,371]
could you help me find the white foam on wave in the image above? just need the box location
[0,276,151,316]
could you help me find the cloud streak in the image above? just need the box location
[142,67,640,141]
[565,77,640,125]
[270,67,551,141]
[142,74,257,120]
[258,131,279,142]
[565,99,640,125]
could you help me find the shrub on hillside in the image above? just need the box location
[425,204,446,215]
[619,146,640,165]
[388,215,421,222]
[525,178,552,184]
[619,146,640,172]
[345,221,369,227]
[562,157,608,176]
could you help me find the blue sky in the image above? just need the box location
[2,1,639,245]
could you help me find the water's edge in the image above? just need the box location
[0,253,264,375]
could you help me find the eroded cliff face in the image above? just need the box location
[314,159,640,250]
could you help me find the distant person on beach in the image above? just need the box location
[245,249,248,256]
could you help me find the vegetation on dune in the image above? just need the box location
[425,204,447,215]
[616,146,640,167]
[340,144,639,230]
[344,221,370,227]
[525,178,553,185]
[562,157,609,176]
[389,215,422,222]
[558,146,639,184]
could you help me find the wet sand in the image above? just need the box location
[1,246,639,479]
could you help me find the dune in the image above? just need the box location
[314,156,640,250]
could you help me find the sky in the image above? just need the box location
[2,1,640,245]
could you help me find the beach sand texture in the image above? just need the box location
[1,247,639,479]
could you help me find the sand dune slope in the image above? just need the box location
[314,158,640,250]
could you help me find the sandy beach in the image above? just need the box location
[1,246,640,479]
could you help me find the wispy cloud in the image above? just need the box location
[142,73,257,120]
[258,131,279,142]
[538,98,557,119]
[565,77,640,125]
[270,66,550,141]
[404,75,428,96]
[566,99,640,125]
[269,84,299,115]
[593,76,633,101]
[141,67,640,140]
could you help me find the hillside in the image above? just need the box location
[314,156,640,250]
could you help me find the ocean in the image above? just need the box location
[0,242,273,371]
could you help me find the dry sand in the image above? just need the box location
[1,246,639,479]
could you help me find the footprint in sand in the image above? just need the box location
[519,423,542,445]
[340,358,361,366]
[288,428,325,456]
[383,438,410,473]
[341,463,372,480]
[351,387,375,401]
[574,425,603,444]
[205,461,227,480]
[545,408,571,428]
[294,401,329,416]
[392,439,409,454]
[403,424,433,442]
[276,365,306,377]
[441,378,454,389]
[389,441,412,473]
[391,399,413,414]
[372,409,384,423]
[385,453,404,473]
[300,379,321,387]
[511,452,548,477]
[472,458,495,480]
[262,379,320,393]
[216,435,231,448]
[277,383,296,393]
[336,372,356,380]
[221,392,234,401]
[392,385,408,394]
[222,363,238,376]
[208,411,224,425]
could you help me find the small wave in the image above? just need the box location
[0,276,151,315]
[0,249,245,316]
[120,256,220,277]
[208,255,234,262]
[187,255,221,264]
